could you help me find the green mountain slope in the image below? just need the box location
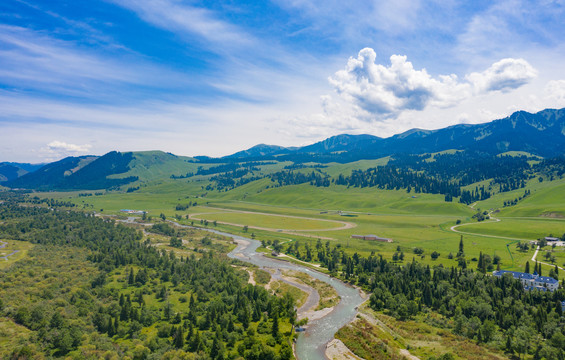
[5,151,199,191]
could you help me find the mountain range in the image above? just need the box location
[226,108,565,160]
[2,107,564,190]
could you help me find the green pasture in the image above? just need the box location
[225,183,472,216]
[539,248,565,268]
[30,170,565,276]
[457,218,565,240]
[323,158,390,176]
[109,151,197,181]
[190,208,346,231]
[479,177,565,216]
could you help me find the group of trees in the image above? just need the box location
[335,166,462,198]
[503,189,531,207]
[0,204,295,359]
[273,236,565,359]
[269,170,331,187]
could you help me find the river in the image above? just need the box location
[202,228,365,360]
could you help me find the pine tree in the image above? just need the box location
[128,268,135,285]
[210,330,224,359]
[525,261,530,274]
[107,317,115,336]
[272,312,280,339]
[173,326,184,348]
[190,331,202,352]
[457,236,464,257]
[505,335,513,354]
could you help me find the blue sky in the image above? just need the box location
[1,0,565,162]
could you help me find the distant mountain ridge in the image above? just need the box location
[2,108,564,190]
[6,152,137,190]
[225,108,565,160]
[0,162,44,182]
[225,144,293,158]
[2,151,197,191]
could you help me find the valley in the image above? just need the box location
[2,108,565,359]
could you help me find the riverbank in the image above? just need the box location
[325,339,364,360]
[227,236,365,360]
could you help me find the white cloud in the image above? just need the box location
[38,141,93,161]
[111,0,253,50]
[545,80,565,105]
[466,58,537,93]
[47,141,91,153]
[328,48,537,119]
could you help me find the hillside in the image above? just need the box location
[0,162,43,182]
[4,151,197,191]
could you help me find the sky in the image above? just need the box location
[1,0,565,162]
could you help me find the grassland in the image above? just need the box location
[457,218,565,240]
[30,158,565,277]
[190,207,349,231]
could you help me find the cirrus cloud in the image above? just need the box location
[328,48,537,120]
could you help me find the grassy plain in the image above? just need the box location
[31,163,565,276]
[190,208,347,231]
[457,218,565,240]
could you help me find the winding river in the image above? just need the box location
[202,227,365,360]
[124,216,365,359]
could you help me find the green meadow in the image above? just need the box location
[190,209,347,231]
[31,160,565,277]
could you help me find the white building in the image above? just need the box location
[493,270,559,292]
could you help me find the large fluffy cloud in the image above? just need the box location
[329,48,537,119]
[466,58,537,93]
